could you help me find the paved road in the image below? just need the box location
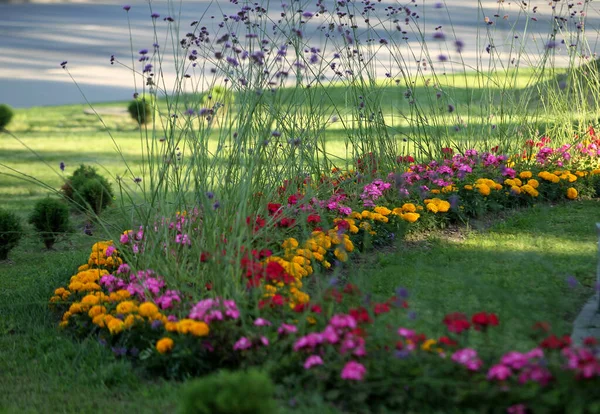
[1,0,599,108]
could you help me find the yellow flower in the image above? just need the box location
[401,212,420,223]
[69,303,83,314]
[426,203,439,213]
[107,318,125,335]
[510,185,521,195]
[334,248,348,262]
[312,252,324,262]
[519,171,532,179]
[282,238,299,249]
[421,339,437,352]
[402,203,417,213]
[77,264,89,272]
[59,321,68,329]
[373,206,391,216]
[322,260,331,269]
[343,238,354,253]
[189,321,210,337]
[138,302,159,318]
[430,189,440,194]
[156,337,174,354]
[123,314,136,329]
[504,179,516,187]
[88,305,106,318]
[476,184,491,196]
[464,185,473,191]
[527,179,539,189]
[566,187,578,200]
[176,319,196,335]
[116,301,137,314]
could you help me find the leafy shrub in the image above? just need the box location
[179,369,276,414]
[127,95,154,125]
[0,208,23,260]
[0,104,14,130]
[61,164,114,214]
[29,198,70,249]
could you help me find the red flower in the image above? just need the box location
[310,304,322,314]
[540,334,571,350]
[471,312,499,331]
[396,155,415,163]
[443,312,471,334]
[205,282,213,291]
[267,203,282,215]
[583,337,599,347]
[349,307,372,324]
[336,219,350,232]
[265,261,295,284]
[200,252,210,262]
[287,194,299,205]
[438,336,458,347]
[277,217,296,228]
[343,283,360,295]
[307,214,321,224]
[441,147,454,155]
[490,145,499,153]
[373,302,391,315]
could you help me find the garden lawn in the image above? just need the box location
[360,200,599,351]
[1,198,598,413]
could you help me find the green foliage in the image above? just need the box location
[127,95,154,125]
[62,164,114,214]
[28,198,70,249]
[0,103,14,130]
[179,369,276,414]
[0,208,23,260]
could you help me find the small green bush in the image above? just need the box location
[127,95,154,125]
[0,208,23,260]
[0,104,14,130]
[29,198,71,249]
[178,369,276,414]
[61,164,114,214]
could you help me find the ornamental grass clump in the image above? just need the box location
[0,208,23,260]
[179,369,276,414]
[127,94,154,125]
[29,198,70,249]
[0,103,14,131]
[61,164,114,215]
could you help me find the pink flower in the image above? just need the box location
[278,323,298,335]
[322,325,339,344]
[340,361,366,381]
[487,364,512,381]
[260,336,269,347]
[397,327,415,338]
[105,245,116,257]
[233,337,252,351]
[507,404,527,414]
[452,348,482,371]
[119,233,130,244]
[254,318,272,327]
[303,355,324,369]
[329,314,357,330]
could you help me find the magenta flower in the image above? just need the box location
[487,364,512,381]
[340,361,366,381]
[507,404,527,414]
[105,245,116,257]
[452,348,483,371]
[303,355,324,369]
[254,318,272,327]
[233,337,252,351]
[278,323,297,335]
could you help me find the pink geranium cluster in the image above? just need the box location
[562,346,600,379]
[487,348,551,385]
[188,297,240,323]
[294,313,367,380]
[360,179,392,207]
[452,348,483,371]
[99,266,182,310]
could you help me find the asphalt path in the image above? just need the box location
[1,0,599,108]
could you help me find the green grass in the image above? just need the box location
[1,197,597,412]
[358,200,599,351]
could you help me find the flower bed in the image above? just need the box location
[49,141,600,412]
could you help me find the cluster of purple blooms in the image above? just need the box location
[99,265,182,310]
